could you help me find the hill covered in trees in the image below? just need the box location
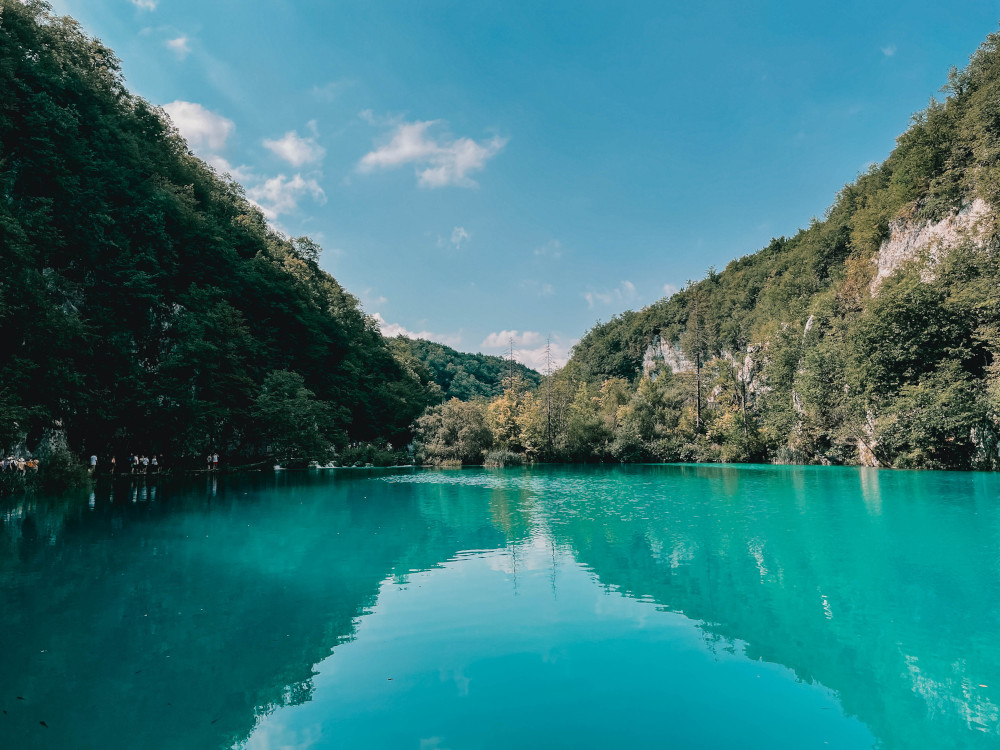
[417,28,1000,470]
[0,2,439,466]
[389,337,541,401]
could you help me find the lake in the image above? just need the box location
[1,464,998,749]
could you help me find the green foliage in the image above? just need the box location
[414,398,493,465]
[337,441,410,467]
[871,361,982,469]
[0,2,433,468]
[483,450,524,468]
[390,337,541,401]
[252,371,337,463]
[408,27,1000,471]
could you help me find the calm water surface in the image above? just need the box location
[2,464,999,749]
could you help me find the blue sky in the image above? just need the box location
[48,0,1000,368]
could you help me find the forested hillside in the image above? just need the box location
[417,29,1000,470]
[0,2,434,465]
[546,30,1000,469]
[390,337,541,401]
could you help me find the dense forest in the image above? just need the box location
[0,2,446,472]
[417,29,1000,470]
[389,337,541,401]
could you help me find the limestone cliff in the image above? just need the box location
[870,199,993,294]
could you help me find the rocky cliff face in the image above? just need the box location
[870,199,993,294]
[642,335,694,378]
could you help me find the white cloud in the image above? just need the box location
[247,174,326,220]
[204,154,255,183]
[162,101,234,152]
[662,283,679,298]
[480,331,573,371]
[533,240,562,259]
[372,313,462,348]
[520,279,555,297]
[312,80,351,101]
[481,330,543,348]
[162,102,330,226]
[512,340,574,371]
[263,128,326,167]
[451,226,471,249]
[585,280,638,309]
[358,120,506,188]
[881,44,897,57]
[166,36,190,59]
[360,289,388,307]
[130,0,157,9]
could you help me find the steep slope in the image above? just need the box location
[0,2,433,461]
[558,30,1000,469]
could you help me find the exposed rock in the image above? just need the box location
[857,411,880,467]
[792,390,805,415]
[870,198,993,294]
[642,335,694,378]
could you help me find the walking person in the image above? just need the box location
[110,455,116,474]
[141,455,149,474]
[89,454,97,474]
[212,452,219,472]
[151,455,158,474]
[206,453,212,472]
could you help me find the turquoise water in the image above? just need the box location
[1,464,998,749]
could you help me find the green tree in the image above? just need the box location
[252,371,336,463]
[414,398,493,464]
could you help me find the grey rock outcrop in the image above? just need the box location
[870,198,993,294]
[642,335,694,378]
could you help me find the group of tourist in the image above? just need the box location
[84,452,222,474]
[89,454,163,475]
[1,456,39,472]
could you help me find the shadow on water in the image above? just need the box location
[1,464,999,748]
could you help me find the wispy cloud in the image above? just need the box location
[358,120,506,188]
[372,313,462,348]
[247,175,326,221]
[515,340,574,371]
[533,240,563,259]
[585,280,637,308]
[881,44,897,57]
[480,331,574,370]
[166,36,190,59]
[662,283,679,298]
[163,101,326,224]
[520,279,555,297]
[163,102,252,181]
[204,154,254,183]
[130,0,157,10]
[162,101,234,151]
[360,289,388,308]
[311,80,352,102]
[481,330,543,348]
[264,125,326,167]
[451,226,471,249]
